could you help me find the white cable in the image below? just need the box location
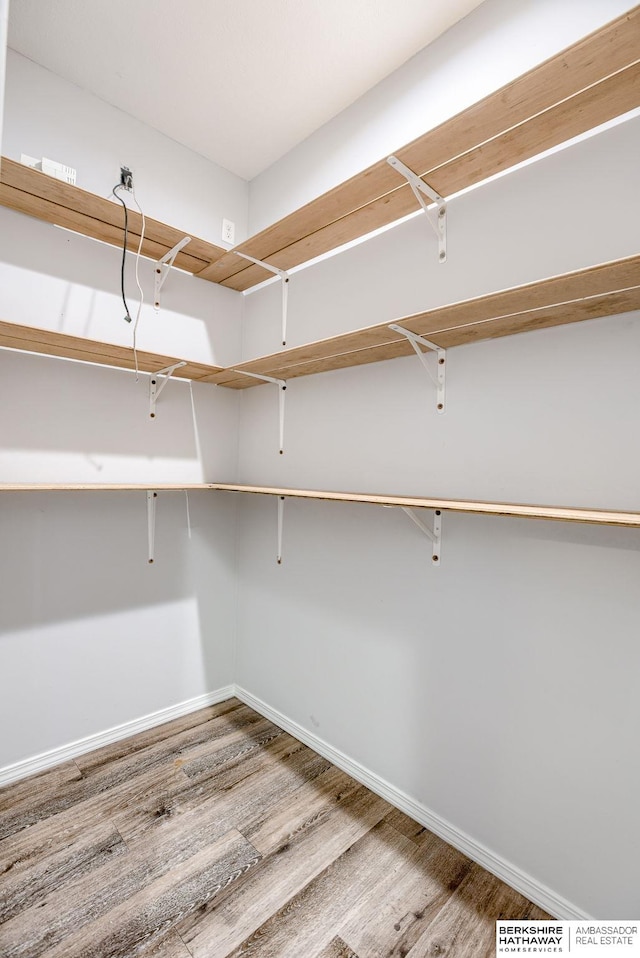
[130,186,146,381]
[184,490,192,540]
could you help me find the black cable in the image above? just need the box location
[112,183,132,323]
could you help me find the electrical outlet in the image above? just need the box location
[120,166,133,191]
[222,218,235,245]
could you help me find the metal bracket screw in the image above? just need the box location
[149,361,187,418]
[154,237,192,310]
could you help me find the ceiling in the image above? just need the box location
[7,0,486,181]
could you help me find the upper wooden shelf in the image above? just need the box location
[0,10,637,294]
[2,482,639,529]
[204,7,640,291]
[0,157,228,279]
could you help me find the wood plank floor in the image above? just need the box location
[0,700,550,957]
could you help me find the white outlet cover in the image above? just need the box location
[222,218,235,245]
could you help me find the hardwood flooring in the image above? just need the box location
[0,699,550,957]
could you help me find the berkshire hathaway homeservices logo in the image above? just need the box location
[496,921,640,955]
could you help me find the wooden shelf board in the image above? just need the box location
[2,482,638,528]
[220,65,640,293]
[0,321,223,381]
[202,256,640,388]
[211,484,640,528]
[2,257,638,387]
[0,484,217,491]
[0,158,228,278]
[199,9,640,291]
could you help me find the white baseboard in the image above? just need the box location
[234,685,590,922]
[0,685,235,787]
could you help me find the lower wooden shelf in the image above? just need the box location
[2,482,639,529]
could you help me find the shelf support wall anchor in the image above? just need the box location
[147,490,158,564]
[229,370,287,453]
[387,155,447,263]
[389,324,446,413]
[154,237,192,310]
[235,252,290,346]
[149,361,187,419]
[277,496,285,564]
[401,507,442,566]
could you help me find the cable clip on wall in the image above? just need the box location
[387,155,447,263]
[154,237,192,310]
[234,252,291,346]
[388,324,446,413]
[149,361,187,418]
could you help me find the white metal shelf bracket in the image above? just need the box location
[277,496,285,564]
[389,324,446,413]
[230,371,287,454]
[147,490,157,564]
[235,252,290,346]
[401,507,442,566]
[387,155,447,263]
[154,237,192,310]
[149,362,187,418]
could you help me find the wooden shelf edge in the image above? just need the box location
[3,482,637,528]
[0,484,218,491]
[209,484,640,528]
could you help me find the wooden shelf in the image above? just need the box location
[1,11,637,295]
[204,255,640,388]
[0,484,217,491]
[201,8,640,291]
[0,320,223,381]
[2,255,638,387]
[210,484,640,529]
[0,158,228,279]
[4,482,638,529]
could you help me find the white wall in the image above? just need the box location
[0,53,243,770]
[235,99,640,920]
[249,0,636,233]
[0,346,241,768]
